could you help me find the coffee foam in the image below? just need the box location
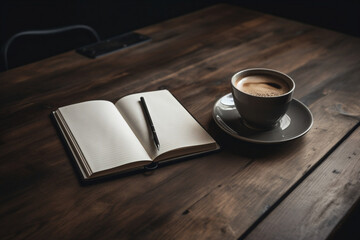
[236,74,289,97]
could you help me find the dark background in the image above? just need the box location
[0,0,360,237]
[1,0,359,70]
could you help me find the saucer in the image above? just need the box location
[213,93,313,144]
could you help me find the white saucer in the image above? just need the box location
[213,93,313,144]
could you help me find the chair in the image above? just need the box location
[1,24,100,71]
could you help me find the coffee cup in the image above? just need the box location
[231,68,295,129]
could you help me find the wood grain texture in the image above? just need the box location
[0,4,360,240]
[245,128,360,240]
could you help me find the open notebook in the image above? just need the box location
[53,90,219,180]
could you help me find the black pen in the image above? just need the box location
[140,97,160,150]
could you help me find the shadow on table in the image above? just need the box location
[209,119,306,160]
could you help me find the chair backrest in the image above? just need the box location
[1,24,100,71]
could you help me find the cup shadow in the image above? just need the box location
[209,119,305,160]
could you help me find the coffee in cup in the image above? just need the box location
[231,68,295,129]
[235,74,290,97]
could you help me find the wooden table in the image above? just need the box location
[1,4,359,240]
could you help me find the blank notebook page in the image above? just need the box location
[115,90,215,159]
[59,100,151,173]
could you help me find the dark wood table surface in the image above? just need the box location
[1,4,359,240]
